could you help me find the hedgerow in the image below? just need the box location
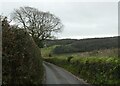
[2,18,43,85]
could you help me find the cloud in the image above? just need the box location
[0,1,118,39]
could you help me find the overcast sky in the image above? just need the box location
[0,0,119,39]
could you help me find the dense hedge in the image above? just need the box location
[2,20,43,85]
[44,57,120,85]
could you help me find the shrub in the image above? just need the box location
[2,19,43,85]
[67,56,74,63]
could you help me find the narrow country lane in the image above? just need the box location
[43,61,90,85]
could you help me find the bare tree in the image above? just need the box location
[11,6,63,47]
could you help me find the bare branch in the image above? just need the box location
[11,6,63,47]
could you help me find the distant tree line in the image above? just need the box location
[51,37,118,54]
[45,39,78,47]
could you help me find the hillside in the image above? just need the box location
[45,39,78,47]
[44,36,118,54]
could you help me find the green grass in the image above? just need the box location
[42,46,118,58]
[41,45,58,58]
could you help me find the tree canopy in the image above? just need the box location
[11,6,63,47]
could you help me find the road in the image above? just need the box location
[43,61,89,85]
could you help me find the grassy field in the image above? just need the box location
[41,45,57,58]
[42,46,120,85]
[42,45,118,59]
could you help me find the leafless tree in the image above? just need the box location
[11,6,63,47]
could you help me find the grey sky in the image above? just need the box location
[0,0,118,39]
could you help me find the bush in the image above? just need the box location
[2,19,43,85]
[67,56,74,63]
[48,53,52,57]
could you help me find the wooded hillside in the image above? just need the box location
[45,37,118,54]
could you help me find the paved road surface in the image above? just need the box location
[43,61,89,84]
